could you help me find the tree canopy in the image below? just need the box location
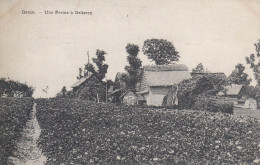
[228,63,251,86]
[178,75,227,109]
[191,63,210,73]
[245,40,260,85]
[142,39,179,65]
[124,44,142,90]
[0,78,34,97]
[84,49,109,81]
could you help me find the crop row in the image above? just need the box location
[0,97,34,164]
[36,98,260,164]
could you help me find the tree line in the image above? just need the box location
[0,78,34,97]
[58,38,260,101]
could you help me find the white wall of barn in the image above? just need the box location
[147,87,170,106]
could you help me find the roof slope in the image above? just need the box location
[225,85,243,95]
[146,71,191,86]
[144,64,189,72]
[191,72,227,80]
[140,64,191,90]
[71,74,93,88]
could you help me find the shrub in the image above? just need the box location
[178,75,227,110]
[194,97,234,114]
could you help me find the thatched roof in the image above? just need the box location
[219,84,243,96]
[140,64,191,90]
[144,64,189,72]
[145,71,191,86]
[191,72,227,80]
[71,73,93,88]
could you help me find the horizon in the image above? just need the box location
[0,0,259,98]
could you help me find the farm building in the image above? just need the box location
[120,89,145,105]
[244,98,257,110]
[71,73,105,101]
[137,64,191,106]
[191,72,227,80]
[218,84,244,99]
[110,71,142,103]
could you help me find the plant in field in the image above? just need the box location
[35,98,260,164]
[0,98,33,164]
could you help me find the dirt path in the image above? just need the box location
[8,103,47,165]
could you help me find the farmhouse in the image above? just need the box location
[137,64,191,106]
[110,71,142,103]
[71,73,104,100]
[218,84,243,98]
[244,98,257,110]
[120,89,146,105]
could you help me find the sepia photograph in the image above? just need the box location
[0,0,260,164]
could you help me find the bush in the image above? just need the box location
[178,75,227,110]
[194,97,234,114]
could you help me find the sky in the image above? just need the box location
[0,0,260,98]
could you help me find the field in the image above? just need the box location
[36,98,260,164]
[233,107,260,118]
[0,97,34,164]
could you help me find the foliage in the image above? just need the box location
[245,40,260,85]
[142,39,179,65]
[228,63,251,85]
[0,78,34,97]
[239,85,259,100]
[194,97,234,114]
[105,79,114,89]
[0,98,33,164]
[178,75,227,109]
[36,98,260,164]
[124,44,142,89]
[76,76,106,102]
[56,86,67,98]
[61,86,67,97]
[77,68,84,80]
[85,50,109,81]
[192,63,210,73]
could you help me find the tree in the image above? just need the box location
[77,68,84,80]
[0,78,34,97]
[142,39,179,65]
[245,40,260,85]
[228,63,251,85]
[178,75,227,109]
[61,86,67,97]
[84,49,108,81]
[124,44,142,89]
[192,63,207,73]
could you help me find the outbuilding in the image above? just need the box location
[120,89,145,105]
[244,98,257,110]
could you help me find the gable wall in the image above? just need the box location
[147,86,171,106]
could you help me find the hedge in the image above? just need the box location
[194,97,234,114]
